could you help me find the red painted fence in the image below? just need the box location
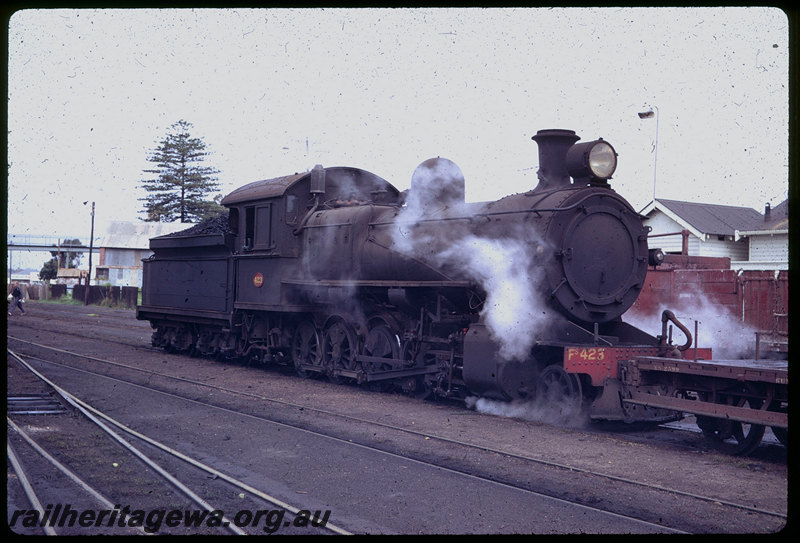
[629,255,788,356]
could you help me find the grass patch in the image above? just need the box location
[40,294,84,306]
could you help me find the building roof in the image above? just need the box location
[739,199,789,233]
[733,198,789,242]
[98,221,189,249]
[57,268,86,278]
[640,198,764,237]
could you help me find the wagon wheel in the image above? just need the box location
[697,395,765,456]
[535,365,583,419]
[769,400,788,446]
[291,321,321,378]
[771,427,788,447]
[322,319,358,384]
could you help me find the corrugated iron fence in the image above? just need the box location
[71,285,139,308]
[739,270,789,336]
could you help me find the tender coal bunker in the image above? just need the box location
[162,213,234,237]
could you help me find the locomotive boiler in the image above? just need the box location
[137,128,788,453]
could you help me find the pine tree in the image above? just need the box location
[139,120,222,222]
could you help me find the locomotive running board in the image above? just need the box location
[296,362,438,383]
[622,391,788,428]
[282,278,473,288]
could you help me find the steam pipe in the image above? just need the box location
[293,195,320,236]
[370,190,615,227]
[660,310,693,353]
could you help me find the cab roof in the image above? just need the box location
[220,166,401,206]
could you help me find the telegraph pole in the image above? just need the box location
[84,201,95,305]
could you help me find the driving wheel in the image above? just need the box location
[322,319,358,383]
[291,320,321,378]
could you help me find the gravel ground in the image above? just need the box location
[6,301,790,534]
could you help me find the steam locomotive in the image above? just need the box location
[137,129,787,453]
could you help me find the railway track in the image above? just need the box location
[7,349,350,536]
[6,338,787,533]
[6,322,787,459]
[9,306,789,460]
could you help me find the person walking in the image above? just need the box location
[8,282,25,316]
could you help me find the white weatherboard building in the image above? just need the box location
[734,200,789,271]
[95,221,188,287]
[640,199,788,271]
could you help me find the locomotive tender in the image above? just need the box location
[137,129,787,455]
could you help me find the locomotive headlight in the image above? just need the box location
[565,139,618,182]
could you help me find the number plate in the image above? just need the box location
[565,347,607,363]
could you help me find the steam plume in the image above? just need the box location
[392,158,558,361]
[627,286,758,359]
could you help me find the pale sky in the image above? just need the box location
[6,7,790,268]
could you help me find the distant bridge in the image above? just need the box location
[7,234,99,252]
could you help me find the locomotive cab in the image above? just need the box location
[220,166,404,310]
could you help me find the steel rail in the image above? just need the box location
[7,417,150,535]
[8,337,787,524]
[8,347,352,536]
[8,349,247,535]
[7,441,58,536]
[10,347,686,535]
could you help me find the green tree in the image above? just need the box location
[39,258,58,281]
[139,120,222,223]
[50,238,84,268]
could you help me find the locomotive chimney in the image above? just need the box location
[531,129,581,191]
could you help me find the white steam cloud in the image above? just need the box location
[627,286,759,359]
[437,233,551,360]
[465,395,589,428]
[393,158,558,361]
